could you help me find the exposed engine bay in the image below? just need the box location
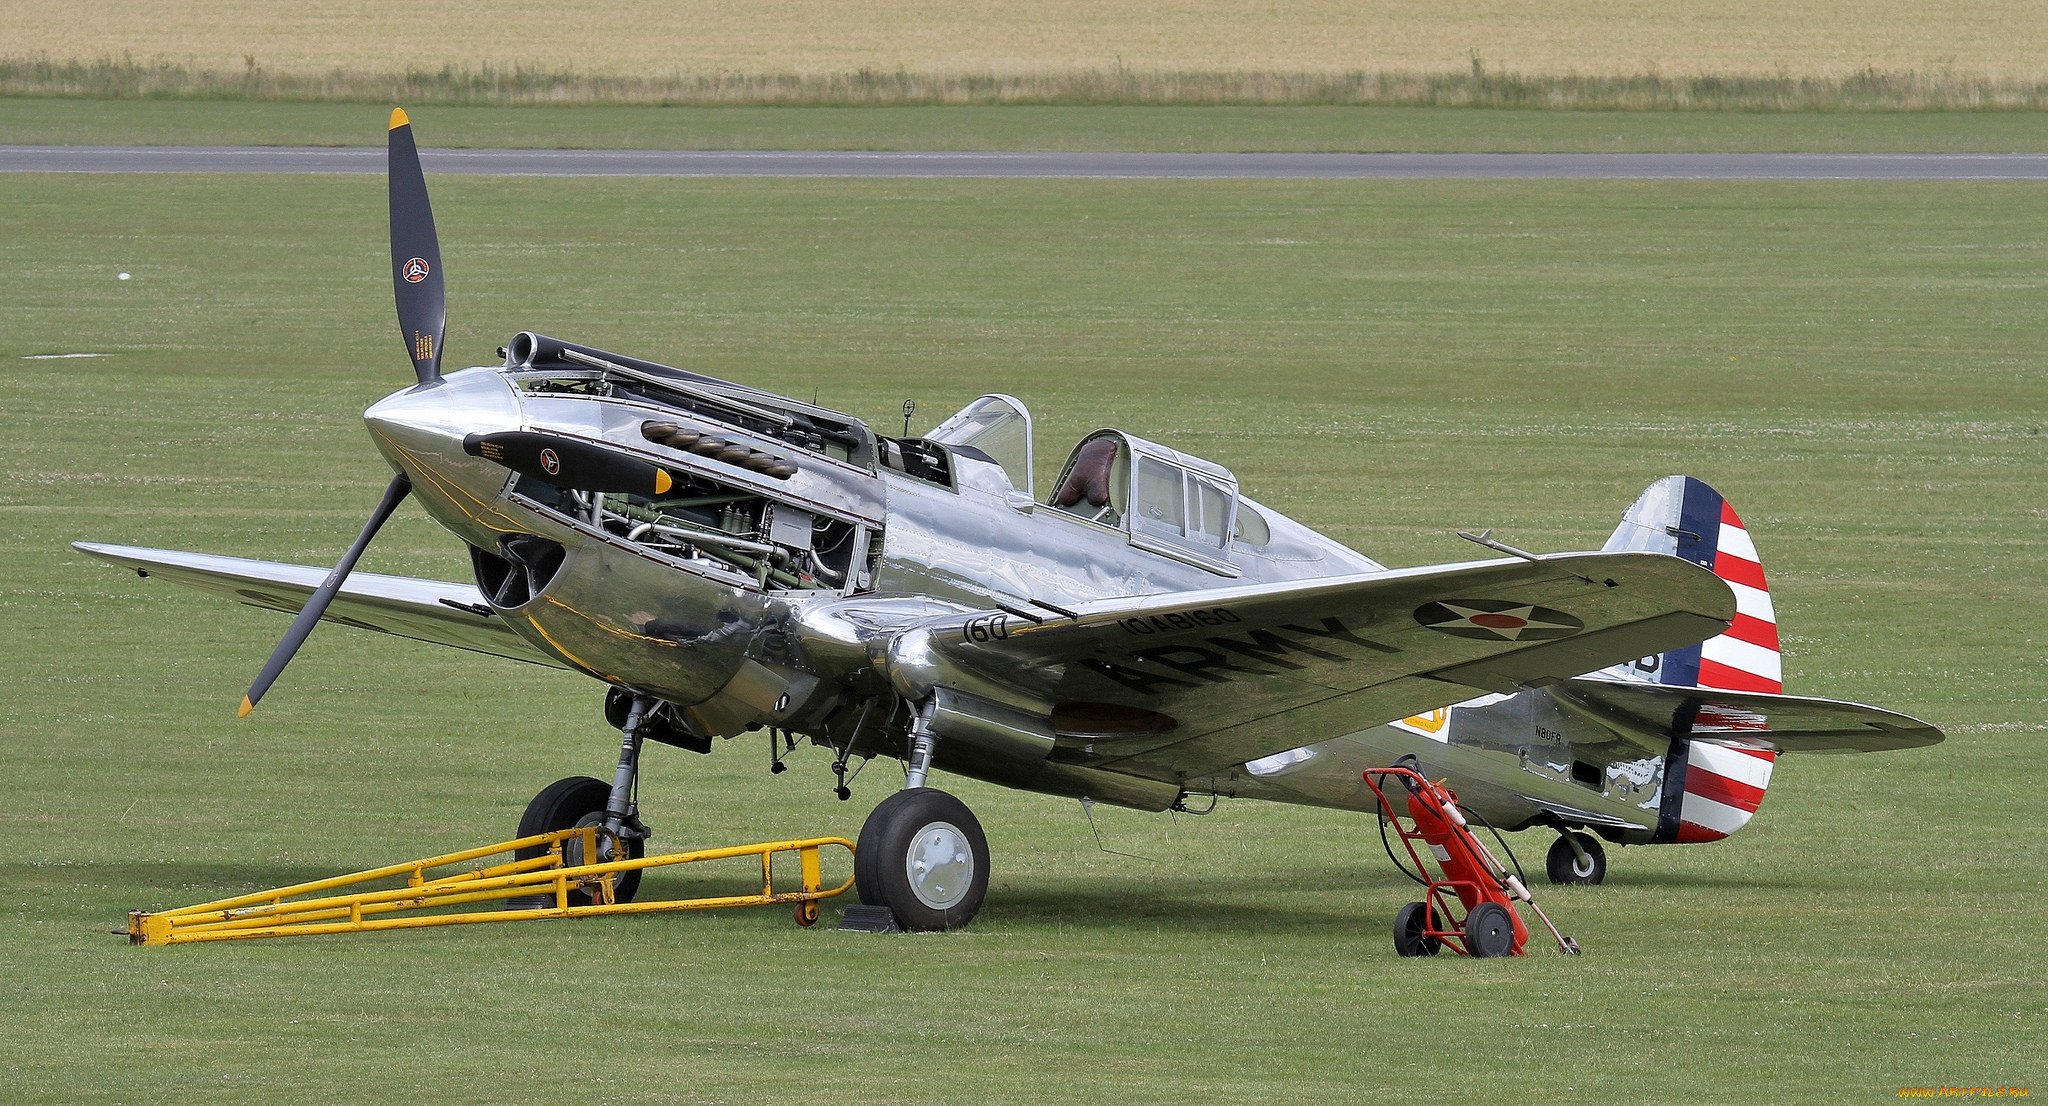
[505,466,866,592]
[482,333,883,597]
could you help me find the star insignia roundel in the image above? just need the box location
[1414,599,1584,641]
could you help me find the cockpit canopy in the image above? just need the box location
[925,394,1270,572]
[925,394,1034,497]
[1051,429,1241,557]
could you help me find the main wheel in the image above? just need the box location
[511,775,643,907]
[1546,831,1607,886]
[1393,900,1442,957]
[1464,902,1517,958]
[854,787,989,932]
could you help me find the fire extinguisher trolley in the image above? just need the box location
[1363,764,1580,958]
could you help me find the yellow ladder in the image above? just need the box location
[128,828,856,945]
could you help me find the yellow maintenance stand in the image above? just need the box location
[128,828,855,945]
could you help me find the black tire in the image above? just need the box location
[1393,900,1442,957]
[854,788,989,932]
[511,775,643,906]
[1464,902,1517,958]
[1545,831,1607,886]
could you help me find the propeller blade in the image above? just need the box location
[238,473,413,718]
[463,431,678,498]
[388,108,445,385]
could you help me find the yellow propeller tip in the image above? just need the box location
[389,107,410,130]
[655,468,674,495]
[237,695,255,719]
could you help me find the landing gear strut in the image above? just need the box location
[511,776,646,905]
[851,700,990,931]
[1546,830,1607,885]
[510,692,657,908]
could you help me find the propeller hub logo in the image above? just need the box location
[402,257,431,283]
[539,448,561,475]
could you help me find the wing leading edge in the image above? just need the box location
[73,542,563,669]
[887,550,1735,778]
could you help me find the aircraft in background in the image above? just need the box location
[77,112,1942,931]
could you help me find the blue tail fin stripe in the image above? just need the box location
[1672,477,1724,569]
[1658,478,1725,689]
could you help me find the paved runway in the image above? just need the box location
[5,145,2047,179]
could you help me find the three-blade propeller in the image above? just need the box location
[238,108,439,717]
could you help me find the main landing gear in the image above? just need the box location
[518,690,994,931]
[854,788,989,931]
[511,694,656,909]
[1546,830,1607,886]
[513,776,646,905]
[852,699,990,932]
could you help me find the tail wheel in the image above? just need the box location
[1545,831,1607,886]
[1464,902,1517,958]
[512,775,644,907]
[855,787,989,932]
[1393,900,1442,957]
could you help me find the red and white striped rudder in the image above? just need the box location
[1599,476,1786,843]
[1675,739,1778,843]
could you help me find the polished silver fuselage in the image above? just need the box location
[363,362,1679,842]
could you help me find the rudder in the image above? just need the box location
[1661,738,1779,843]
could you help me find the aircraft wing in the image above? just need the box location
[891,551,1734,778]
[73,542,565,669]
[1548,675,1943,753]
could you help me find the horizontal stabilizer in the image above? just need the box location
[73,542,562,669]
[1551,675,1942,754]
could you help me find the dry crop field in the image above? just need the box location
[6,0,2044,83]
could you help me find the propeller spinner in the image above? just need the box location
[238,108,443,717]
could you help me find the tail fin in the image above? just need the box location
[1601,477,1786,843]
[1600,475,1782,694]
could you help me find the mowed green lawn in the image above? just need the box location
[1,174,2042,1103]
[4,97,2048,152]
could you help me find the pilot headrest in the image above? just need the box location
[1054,438,1119,508]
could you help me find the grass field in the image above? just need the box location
[7,98,2048,153]
[3,172,2044,1102]
[6,0,2044,81]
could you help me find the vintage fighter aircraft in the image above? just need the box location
[76,112,1943,931]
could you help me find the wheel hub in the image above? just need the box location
[567,812,625,867]
[904,820,974,910]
